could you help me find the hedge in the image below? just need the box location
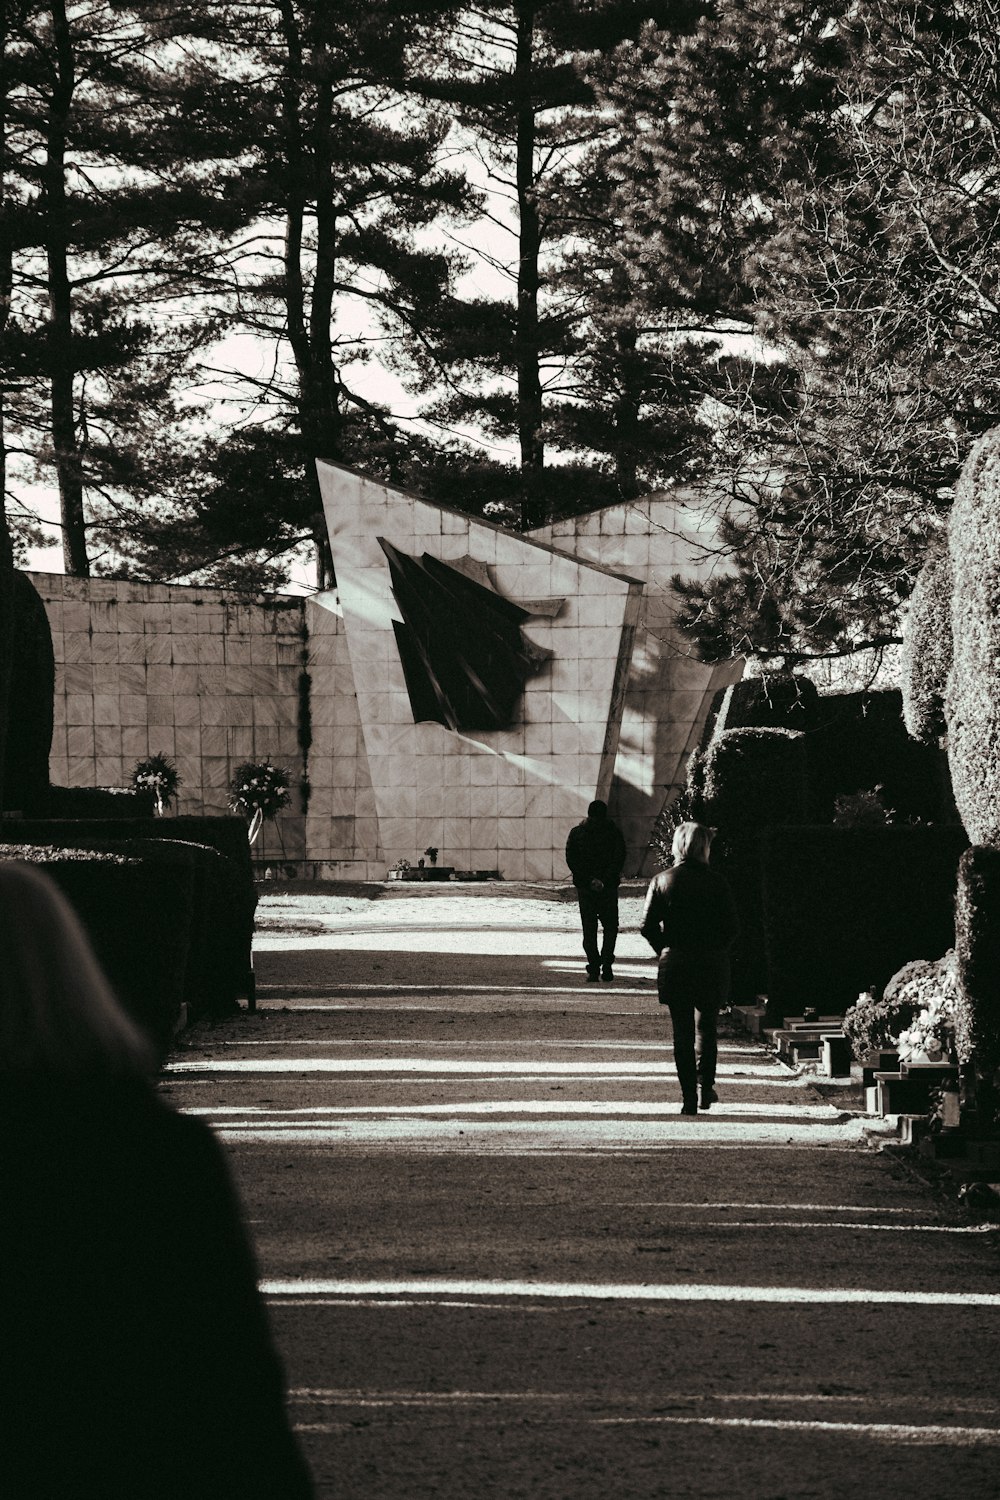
[947,427,1000,844]
[701,728,811,1002]
[0,815,255,1004]
[3,572,55,814]
[807,690,950,825]
[761,825,969,1019]
[702,727,810,832]
[0,842,195,1060]
[704,675,819,740]
[954,846,1000,1125]
[42,786,156,819]
[900,544,952,746]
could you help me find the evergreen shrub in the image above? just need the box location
[807,690,949,824]
[43,786,156,818]
[900,545,952,745]
[701,728,810,1002]
[0,842,195,1058]
[954,846,1000,1124]
[704,675,819,739]
[947,428,1000,844]
[1,816,255,1003]
[702,727,810,830]
[761,826,969,1018]
[3,573,55,813]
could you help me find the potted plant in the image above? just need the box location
[425,846,439,867]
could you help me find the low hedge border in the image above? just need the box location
[1,815,256,1003]
[0,842,195,1060]
[39,786,157,819]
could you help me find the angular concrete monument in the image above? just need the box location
[315,462,741,881]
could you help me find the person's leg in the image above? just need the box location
[667,1000,698,1112]
[598,893,619,978]
[577,889,600,978]
[695,1004,719,1106]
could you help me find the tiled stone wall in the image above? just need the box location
[31,573,310,865]
[302,592,382,877]
[25,477,741,882]
[533,495,743,874]
[317,463,645,881]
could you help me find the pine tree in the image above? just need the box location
[97,1,475,590]
[408,2,705,526]
[3,1,244,575]
[596,0,1000,666]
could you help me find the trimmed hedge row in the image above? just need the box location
[900,544,952,746]
[947,427,1000,845]
[41,786,156,819]
[807,690,951,825]
[2,816,256,1008]
[955,846,1000,1124]
[761,826,969,1018]
[702,676,819,742]
[700,728,811,1002]
[0,842,195,1060]
[4,572,55,813]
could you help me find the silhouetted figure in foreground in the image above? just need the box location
[0,861,314,1499]
[641,822,739,1114]
[566,799,627,981]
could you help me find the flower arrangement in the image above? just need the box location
[843,951,958,1062]
[131,753,181,816]
[229,761,292,845]
[896,990,957,1063]
[389,858,411,878]
[424,846,439,865]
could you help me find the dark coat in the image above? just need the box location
[565,815,627,889]
[641,860,739,1009]
[0,1080,314,1500]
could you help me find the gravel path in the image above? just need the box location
[164,887,1000,1499]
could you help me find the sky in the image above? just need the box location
[19,129,521,594]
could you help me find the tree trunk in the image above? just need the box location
[514,2,544,529]
[0,0,22,808]
[46,0,88,575]
[278,0,342,588]
[614,325,642,501]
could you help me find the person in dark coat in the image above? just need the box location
[565,799,627,981]
[0,862,315,1500]
[640,822,739,1114]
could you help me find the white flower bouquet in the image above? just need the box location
[229,761,292,844]
[131,753,181,815]
[896,993,957,1063]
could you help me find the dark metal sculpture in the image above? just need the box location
[378,539,552,731]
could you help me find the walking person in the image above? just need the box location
[566,799,627,981]
[0,861,315,1500]
[640,822,739,1114]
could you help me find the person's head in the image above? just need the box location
[0,862,155,1080]
[587,800,608,820]
[671,821,716,865]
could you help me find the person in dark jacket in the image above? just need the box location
[640,821,739,1114]
[566,799,627,981]
[0,861,315,1500]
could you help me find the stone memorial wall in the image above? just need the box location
[29,465,741,879]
